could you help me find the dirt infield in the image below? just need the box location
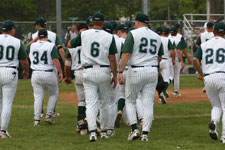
[59,88,208,105]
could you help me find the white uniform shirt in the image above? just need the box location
[114,34,122,69]
[80,29,114,66]
[29,41,56,70]
[128,27,162,66]
[0,34,22,67]
[200,37,225,75]
[200,31,214,44]
[68,46,82,70]
[160,36,171,59]
[32,30,57,44]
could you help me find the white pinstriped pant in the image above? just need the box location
[74,70,85,107]
[125,67,158,132]
[160,59,170,83]
[31,71,59,121]
[169,57,174,82]
[173,59,181,92]
[83,67,112,131]
[0,68,18,131]
[204,73,225,137]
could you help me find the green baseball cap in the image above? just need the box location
[135,13,149,24]
[207,22,214,28]
[116,24,128,31]
[174,23,181,29]
[92,12,104,21]
[102,21,113,33]
[125,21,133,28]
[35,17,47,27]
[2,20,16,31]
[38,29,48,38]
[86,16,93,26]
[156,26,163,35]
[109,21,118,31]
[214,22,225,32]
[170,26,177,34]
[163,27,170,34]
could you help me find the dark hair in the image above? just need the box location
[76,23,88,32]
[92,20,104,26]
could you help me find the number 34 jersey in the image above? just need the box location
[0,34,27,67]
[196,37,225,74]
[28,41,59,71]
[80,29,116,66]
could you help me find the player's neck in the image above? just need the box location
[93,25,102,30]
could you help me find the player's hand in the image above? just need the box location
[64,77,72,84]
[22,70,29,79]
[111,76,117,88]
[172,60,175,66]
[58,73,63,83]
[198,73,204,82]
[118,73,125,85]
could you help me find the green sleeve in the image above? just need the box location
[26,44,31,54]
[18,42,28,60]
[65,48,71,58]
[70,33,81,48]
[158,43,164,56]
[181,36,186,49]
[196,36,201,46]
[176,41,183,50]
[122,32,134,53]
[194,46,202,60]
[51,46,60,59]
[109,37,117,55]
[55,35,61,46]
[168,40,174,50]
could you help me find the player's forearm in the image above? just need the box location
[64,59,72,78]
[53,59,63,74]
[182,49,192,63]
[58,48,65,62]
[67,40,72,48]
[177,50,184,63]
[109,55,117,77]
[119,52,130,72]
[158,56,162,63]
[28,36,38,45]
[170,50,176,64]
[20,59,29,73]
[193,57,203,76]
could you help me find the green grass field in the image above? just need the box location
[0,76,224,150]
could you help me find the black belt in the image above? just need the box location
[162,58,168,60]
[131,65,158,68]
[33,69,53,72]
[1,66,17,69]
[84,65,109,69]
[204,71,225,77]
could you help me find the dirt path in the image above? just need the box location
[59,88,208,105]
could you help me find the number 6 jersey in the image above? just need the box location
[27,41,59,70]
[195,37,225,74]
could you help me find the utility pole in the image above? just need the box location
[56,0,62,37]
[142,0,149,16]
[206,0,210,20]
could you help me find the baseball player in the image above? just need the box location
[196,22,214,46]
[68,12,117,142]
[169,26,185,97]
[27,29,63,126]
[30,17,64,118]
[119,14,164,141]
[64,23,88,135]
[0,20,29,138]
[86,16,94,29]
[158,27,175,103]
[193,22,225,143]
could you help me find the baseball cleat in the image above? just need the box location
[45,115,54,124]
[221,136,225,143]
[173,91,181,97]
[34,120,40,126]
[106,129,115,137]
[0,130,11,138]
[164,91,169,98]
[140,134,149,141]
[80,129,88,135]
[52,112,60,118]
[159,93,167,104]
[209,120,218,140]
[101,131,109,139]
[89,132,97,142]
[128,129,140,141]
[115,111,123,128]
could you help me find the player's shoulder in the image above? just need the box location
[47,30,56,36]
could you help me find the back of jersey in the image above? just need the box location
[129,27,162,66]
[0,34,21,67]
[29,41,55,70]
[201,37,225,74]
[68,46,82,71]
[32,30,56,44]
[81,29,113,66]
[160,36,170,58]
[200,31,214,43]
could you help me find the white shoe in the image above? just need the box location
[45,115,54,124]
[106,129,115,137]
[209,120,218,140]
[0,130,11,138]
[34,120,40,126]
[52,112,60,118]
[140,134,148,141]
[173,91,181,97]
[89,132,97,142]
[128,129,140,141]
[159,93,167,104]
[221,136,225,143]
[101,131,109,139]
